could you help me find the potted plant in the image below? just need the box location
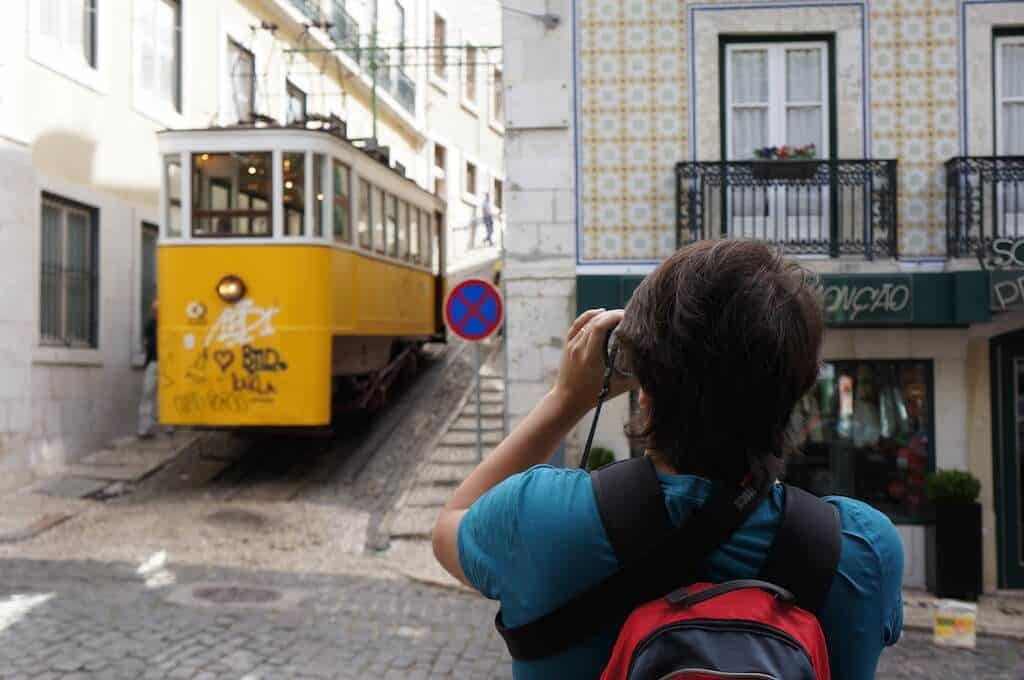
[925,469,983,601]
[751,144,820,181]
[585,446,616,471]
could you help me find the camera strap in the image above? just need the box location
[579,361,614,471]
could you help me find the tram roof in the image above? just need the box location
[158,124,443,210]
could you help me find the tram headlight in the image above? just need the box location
[216,275,246,303]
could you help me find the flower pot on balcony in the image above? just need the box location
[751,160,819,181]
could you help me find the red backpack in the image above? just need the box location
[496,457,840,680]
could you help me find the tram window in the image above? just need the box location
[427,213,436,269]
[164,155,182,238]
[398,201,409,260]
[192,152,271,237]
[283,152,304,237]
[373,186,385,254]
[313,154,325,238]
[409,207,420,264]
[333,161,351,244]
[419,209,430,266]
[358,179,371,249]
[386,194,398,257]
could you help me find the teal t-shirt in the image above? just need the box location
[458,465,904,680]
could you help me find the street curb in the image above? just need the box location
[0,512,75,545]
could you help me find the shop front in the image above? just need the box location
[576,269,1024,592]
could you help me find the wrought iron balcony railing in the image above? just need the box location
[395,69,415,114]
[330,1,360,62]
[675,159,899,259]
[946,156,1024,258]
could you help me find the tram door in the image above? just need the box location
[993,329,1024,588]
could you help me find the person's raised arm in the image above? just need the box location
[432,308,633,587]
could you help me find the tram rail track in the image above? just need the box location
[196,342,461,503]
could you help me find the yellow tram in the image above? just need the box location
[156,125,446,427]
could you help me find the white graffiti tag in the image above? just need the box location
[204,299,280,348]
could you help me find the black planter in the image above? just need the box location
[751,160,819,181]
[926,502,982,601]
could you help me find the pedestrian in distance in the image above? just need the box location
[137,300,160,439]
[433,240,904,680]
[482,192,496,247]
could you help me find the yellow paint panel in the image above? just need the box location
[157,245,437,426]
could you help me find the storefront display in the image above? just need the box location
[786,360,934,522]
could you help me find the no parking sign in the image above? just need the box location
[445,279,504,342]
[444,278,504,461]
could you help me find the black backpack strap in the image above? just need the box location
[591,458,671,564]
[495,467,769,661]
[758,484,841,615]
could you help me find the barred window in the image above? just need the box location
[40,195,99,348]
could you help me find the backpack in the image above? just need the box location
[495,457,841,680]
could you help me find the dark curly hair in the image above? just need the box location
[616,240,823,484]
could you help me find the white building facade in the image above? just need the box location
[503,0,1024,593]
[0,0,503,476]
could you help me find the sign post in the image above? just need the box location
[444,279,504,462]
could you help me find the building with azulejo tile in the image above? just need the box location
[501,0,1024,596]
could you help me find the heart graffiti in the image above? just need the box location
[213,350,235,372]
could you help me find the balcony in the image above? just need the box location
[946,156,1024,259]
[675,159,899,259]
[330,1,360,62]
[395,69,416,114]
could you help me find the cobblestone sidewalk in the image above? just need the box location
[0,557,1021,679]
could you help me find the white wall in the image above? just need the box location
[425,0,505,268]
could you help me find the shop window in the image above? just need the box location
[787,360,934,522]
[40,194,99,348]
[191,152,271,236]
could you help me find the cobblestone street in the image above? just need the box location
[0,556,1018,679]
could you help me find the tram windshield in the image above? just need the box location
[192,152,271,237]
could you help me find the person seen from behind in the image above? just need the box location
[433,240,904,679]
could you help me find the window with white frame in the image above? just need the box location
[432,14,447,81]
[40,195,99,348]
[135,0,180,112]
[724,42,829,160]
[227,40,255,123]
[39,0,98,69]
[464,161,478,199]
[493,178,504,211]
[286,80,307,125]
[395,1,406,67]
[491,66,504,126]
[463,45,478,107]
[433,142,448,197]
[997,36,1024,155]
